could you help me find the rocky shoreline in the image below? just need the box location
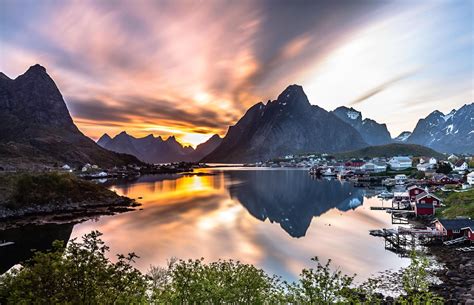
[0,196,140,230]
[428,244,474,304]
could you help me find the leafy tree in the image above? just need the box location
[0,231,148,304]
[150,257,285,304]
[286,257,357,304]
[436,162,452,174]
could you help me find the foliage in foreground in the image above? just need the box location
[0,231,444,304]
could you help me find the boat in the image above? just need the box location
[394,174,407,185]
[377,191,394,199]
[322,168,336,177]
[0,241,15,247]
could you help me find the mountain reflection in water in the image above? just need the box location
[1,168,409,281]
[226,170,364,237]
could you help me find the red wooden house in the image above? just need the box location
[434,218,474,239]
[415,192,442,207]
[415,203,435,216]
[407,186,426,202]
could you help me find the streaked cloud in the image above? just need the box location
[0,0,472,144]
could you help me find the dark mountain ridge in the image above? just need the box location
[202,85,368,163]
[0,64,140,168]
[98,132,222,164]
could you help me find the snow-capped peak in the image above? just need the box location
[442,109,456,122]
[347,110,360,120]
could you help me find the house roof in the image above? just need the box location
[407,185,425,191]
[436,218,474,231]
[454,159,466,167]
[391,156,412,162]
[415,192,442,202]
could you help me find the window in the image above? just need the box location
[453,229,460,234]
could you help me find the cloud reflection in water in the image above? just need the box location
[72,169,409,281]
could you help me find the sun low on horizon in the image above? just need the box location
[0,0,472,146]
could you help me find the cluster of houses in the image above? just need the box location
[392,185,443,216]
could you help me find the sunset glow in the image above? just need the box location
[1,0,472,141]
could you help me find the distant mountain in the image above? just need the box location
[407,104,473,153]
[394,131,412,142]
[189,134,222,161]
[332,106,392,145]
[98,132,222,163]
[334,143,444,160]
[202,85,367,163]
[0,64,140,169]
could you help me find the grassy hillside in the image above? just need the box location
[334,143,444,159]
[436,189,474,219]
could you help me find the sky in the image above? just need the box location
[0,0,473,147]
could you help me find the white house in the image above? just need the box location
[62,164,71,170]
[467,172,474,186]
[389,156,412,171]
[453,160,468,173]
[417,162,433,172]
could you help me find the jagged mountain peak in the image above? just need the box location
[408,103,473,153]
[25,64,47,75]
[274,84,311,109]
[394,131,412,142]
[332,106,391,145]
[334,106,362,121]
[0,64,141,168]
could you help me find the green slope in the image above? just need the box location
[334,143,444,159]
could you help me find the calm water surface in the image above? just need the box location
[2,168,410,281]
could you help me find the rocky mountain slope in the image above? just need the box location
[407,104,473,153]
[97,132,222,163]
[202,85,367,163]
[394,131,412,142]
[332,106,392,145]
[0,64,140,169]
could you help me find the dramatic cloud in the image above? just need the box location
[0,0,472,144]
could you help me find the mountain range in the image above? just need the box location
[97,132,222,164]
[406,105,473,154]
[202,85,367,163]
[1,64,472,167]
[0,65,140,169]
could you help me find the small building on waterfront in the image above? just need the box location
[415,203,435,216]
[434,218,474,239]
[407,185,426,202]
[415,192,442,207]
[388,156,412,170]
[467,172,474,186]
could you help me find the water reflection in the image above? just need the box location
[226,170,364,237]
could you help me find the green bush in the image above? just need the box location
[7,172,116,209]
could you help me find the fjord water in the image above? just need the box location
[73,168,409,281]
[1,168,410,281]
